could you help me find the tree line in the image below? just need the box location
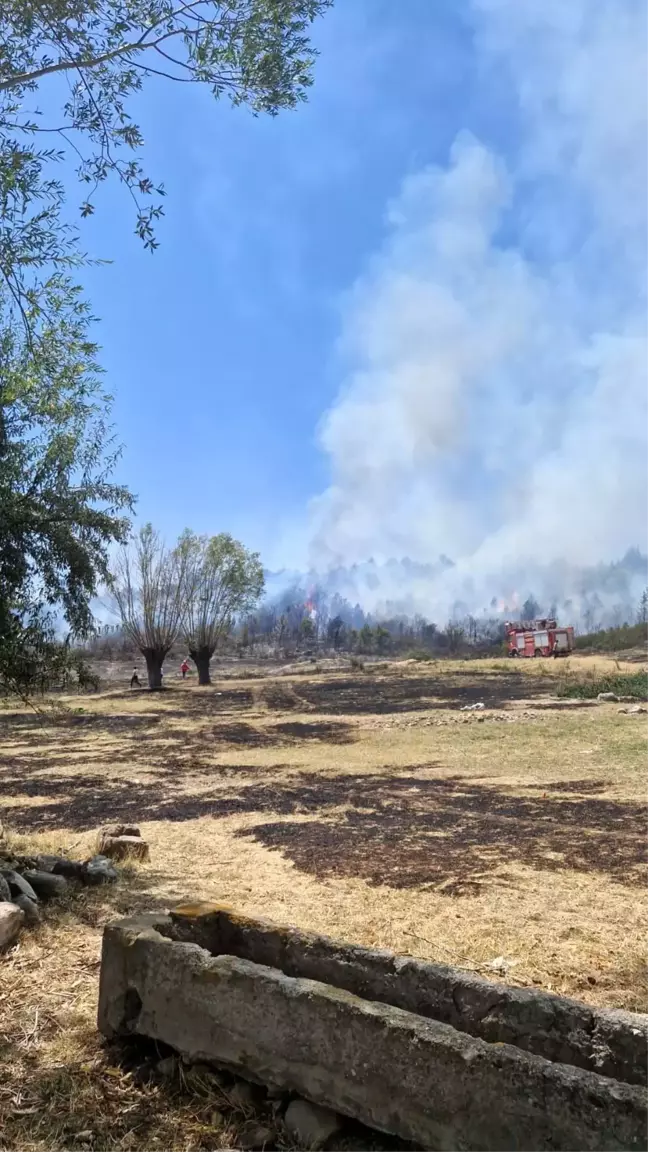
[83,577,648,686]
[235,591,506,658]
[85,569,508,673]
[571,585,648,649]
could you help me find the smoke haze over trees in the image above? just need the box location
[261,548,648,634]
[238,549,648,657]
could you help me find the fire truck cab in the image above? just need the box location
[505,618,574,658]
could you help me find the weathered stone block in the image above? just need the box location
[98,907,648,1151]
[100,824,141,839]
[167,903,648,1086]
[96,834,149,862]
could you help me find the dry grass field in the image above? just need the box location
[0,653,646,1150]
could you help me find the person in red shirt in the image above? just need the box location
[180,658,190,679]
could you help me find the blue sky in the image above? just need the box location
[74,0,646,585]
[77,1,509,559]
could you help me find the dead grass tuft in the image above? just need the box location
[0,889,257,1152]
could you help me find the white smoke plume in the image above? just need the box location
[307,0,647,619]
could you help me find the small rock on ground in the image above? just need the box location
[50,857,86,880]
[228,1080,259,1110]
[0,901,24,949]
[0,869,39,902]
[597,692,619,702]
[238,1123,276,1149]
[156,1056,177,1078]
[23,870,67,900]
[284,1100,342,1149]
[12,893,40,925]
[132,1064,154,1087]
[184,1062,228,1091]
[618,704,647,714]
[82,855,118,885]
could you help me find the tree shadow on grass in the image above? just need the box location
[0,684,257,736]
[0,714,357,780]
[272,671,556,715]
[524,779,612,793]
[2,765,645,894]
[235,774,647,894]
[102,685,258,709]
[268,720,355,744]
[0,760,286,830]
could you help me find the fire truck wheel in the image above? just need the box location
[534,649,543,657]
[508,650,518,657]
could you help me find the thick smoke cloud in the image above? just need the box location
[307,0,647,619]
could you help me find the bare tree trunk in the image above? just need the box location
[190,647,212,686]
[143,649,164,689]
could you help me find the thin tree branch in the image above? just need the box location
[129,57,197,82]
[0,1,215,91]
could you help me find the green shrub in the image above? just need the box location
[575,623,648,652]
[557,670,648,700]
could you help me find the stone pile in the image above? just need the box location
[0,844,119,951]
[131,1049,361,1150]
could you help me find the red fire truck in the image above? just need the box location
[505,618,574,658]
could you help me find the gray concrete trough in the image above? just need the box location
[98,902,648,1150]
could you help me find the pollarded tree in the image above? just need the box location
[111,523,191,688]
[182,532,264,685]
